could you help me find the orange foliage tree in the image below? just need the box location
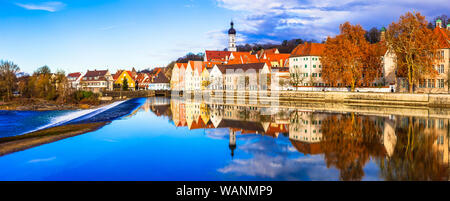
[385,12,439,93]
[378,117,449,180]
[320,114,386,180]
[321,22,382,91]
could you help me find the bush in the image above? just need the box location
[71,90,99,105]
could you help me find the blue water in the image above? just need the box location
[0,98,145,138]
[0,97,447,181]
[0,110,72,137]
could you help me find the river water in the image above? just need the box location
[0,97,448,181]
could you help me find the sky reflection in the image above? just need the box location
[0,97,448,181]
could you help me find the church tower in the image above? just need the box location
[229,129,236,159]
[228,21,237,52]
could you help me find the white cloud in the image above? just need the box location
[215,0,450,42]
[16,1,66,12]
[28,156,57,163]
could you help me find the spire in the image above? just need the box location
[228,20,236,35]
[436,19,442,28]
[380,27,386,41]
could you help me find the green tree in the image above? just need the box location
[122,77,129,91]
[34,65,51,75]
[0,60,20,101]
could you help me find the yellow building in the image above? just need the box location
[113,70,136,90]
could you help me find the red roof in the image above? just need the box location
[84,70,108,78]
[67,72,81,78]
[205,50,232,62]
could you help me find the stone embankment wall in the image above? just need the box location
[280,91,450,108]
[206,90,450,108]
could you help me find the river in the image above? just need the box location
[0,97,448,181]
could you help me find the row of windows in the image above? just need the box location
[418,79,445,88]
[84,82,106,86]
[292,64,322,68]
[83,77,100,81]
[292,57,320,62]
[291,73,322,78]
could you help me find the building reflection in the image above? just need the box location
[142,97,449,181]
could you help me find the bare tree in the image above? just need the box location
[0,61,20,101]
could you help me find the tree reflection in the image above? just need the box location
[378,117,449,181]
[321,114,385,181]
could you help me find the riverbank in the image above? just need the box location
[204,90,450,108]
[0,98,121,111]
[0,122,107,156]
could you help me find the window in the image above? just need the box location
[439,79,445,88]
[313,65,316,68]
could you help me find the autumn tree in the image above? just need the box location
[321,114,386,180]
[322,22,380,91]
[378,117,449,180]
[0,60,20,101]
[385,12,439,93]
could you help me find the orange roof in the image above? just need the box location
[203,61,222,69]
[175,63,187,69]
[433,27,450,49]
[188,61,204,74]
[257,48,279,59]
[290,140,323,155]
[290,42,325,57]
[113,70,134,81]
[113,70,123,80]
[262,53,290,67]
[228,52,259,64]
[189,116,207,130]
[266,123,289,135]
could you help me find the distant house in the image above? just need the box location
[136,73,151,90]
[185,61,204,91]
[113,70,136,90]
[67,72,82,90]
[289,42,326,87]
[171,63,188,91]
[210,63,270,91]
[148,73,170,90]
[80,70,114,93]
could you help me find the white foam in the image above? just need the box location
[24,100,126,134]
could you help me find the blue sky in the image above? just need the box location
[0,0,449,74]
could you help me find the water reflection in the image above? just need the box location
[141,97,449,181]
